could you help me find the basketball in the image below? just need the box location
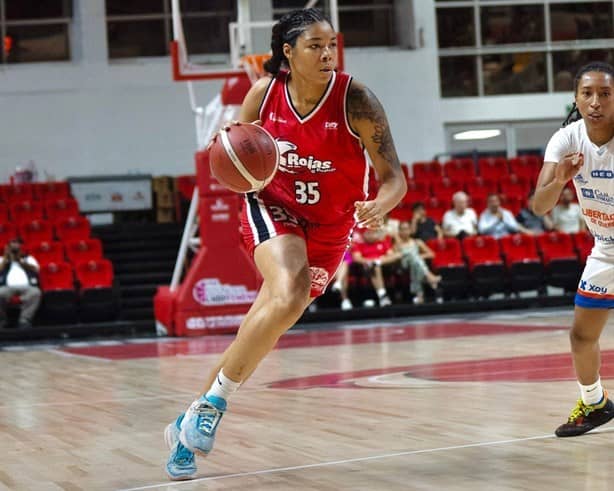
[209,123,279,193]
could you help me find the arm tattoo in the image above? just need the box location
[347,84,400,169]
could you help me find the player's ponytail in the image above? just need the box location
[562,102,580,128]
[562,61,614,127]
[263,8,332,76]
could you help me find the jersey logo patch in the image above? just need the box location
[276,138,335,175]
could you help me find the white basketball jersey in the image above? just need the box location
[544,119,614,255]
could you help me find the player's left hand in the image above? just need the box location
[206,120,262,150]
[354,200,385,229]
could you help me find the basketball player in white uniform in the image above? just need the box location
[534,61,614,437]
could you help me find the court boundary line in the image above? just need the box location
[118,427,614,490]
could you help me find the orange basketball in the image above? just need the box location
[209,123,279,193]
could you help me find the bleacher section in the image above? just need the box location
[0,181,117,327]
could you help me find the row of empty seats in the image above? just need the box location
[409,155,542,184]
[0,181,71,203]
[427,231,591,298]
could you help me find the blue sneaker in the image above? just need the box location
[165,414,197,480]
[180,395,227,456]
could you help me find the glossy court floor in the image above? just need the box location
[1,307,614,490]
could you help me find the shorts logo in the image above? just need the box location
[581,188,595,199]
[310,267,329,292]
[574,173,588,185]
[580,280,608,294]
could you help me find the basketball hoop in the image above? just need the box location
[240,53,272,84]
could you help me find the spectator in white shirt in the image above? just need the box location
[478,194,533,238]
[0,238,41,329]
[552,188,586,233]
[442,191,478,239]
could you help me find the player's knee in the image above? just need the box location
[272,271,311,316]
[570,324,598,345]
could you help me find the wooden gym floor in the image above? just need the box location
[1,307,614,490]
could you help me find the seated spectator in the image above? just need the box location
[0,237,41,329]
[331,250,353,310]
[351,228,395,307]
[393,221,442,304]
[410,202,443,241]
[552,188,585,233]
[516,191,553,233]
[442,191,477,239]
[478,194,532,238]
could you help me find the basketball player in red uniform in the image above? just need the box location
[165,8,407,479]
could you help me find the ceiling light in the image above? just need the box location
[453,129,502,141]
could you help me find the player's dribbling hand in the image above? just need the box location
[555,152,584,185]
[354,200,385,229]
[206,120,262,150]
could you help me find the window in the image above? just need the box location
[273,0,397,48]
[1,0,72,64]
[106,0,236,59]
[483,52,547,95]
[550,2,613,41]
[436,0,614,98]
[552,49,612,92]
[437,8,475,48]
[439,56,478,97]
[481,5,545,45]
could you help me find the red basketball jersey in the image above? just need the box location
[258,70,369,227]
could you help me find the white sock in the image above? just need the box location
[376,288,387,298]
[579,377,604,406]
[205,369,241,402]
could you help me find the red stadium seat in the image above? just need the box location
[38,261,78,323]
[75,259,116,322]
[431,177,465,206]
[499,234,544,294]
[424,197,448,224]
[427,238,470,299]
[20,220,54,245]
[0,203,8,222]
[0,184,9,203]
[443,158,476,183]
[65,238,103,265]
[478,157,509,181]
[0,222,18,250]
[411,160,443,184]
[470,196,488,214]
[44,197,79,222]
[9,200,44,225]
[535,232,581,290]
[402,179,430,206]
[39,261,75,291]
[6,183,34,203]
[466,176,498,201]
[509,155,541,185]
[75,258,114,289]
[30,241,65,266]
[55,216,91,241]
[462,235,506,297]
[500,194,523,216]
[33,181,71,201]
[571,231,594,264]
[500,174,531,200]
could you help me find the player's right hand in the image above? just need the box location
[554,152,584,185]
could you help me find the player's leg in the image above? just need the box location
[370,263,391,306]
[555,254,614,437]
[165,281,275,480]
[179,234,312,455]
[556,306,612,437]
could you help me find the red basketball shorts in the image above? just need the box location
[240,193,352,297]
